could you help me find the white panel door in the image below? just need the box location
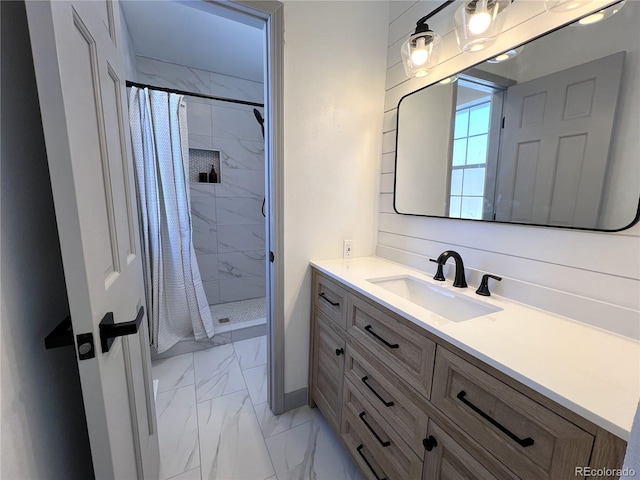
[25,1,159,478]
[495,52,624,228]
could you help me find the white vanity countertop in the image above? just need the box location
[310,256,640,441]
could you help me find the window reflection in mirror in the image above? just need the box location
[394,0,640,232]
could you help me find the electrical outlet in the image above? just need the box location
[343,240,353,258]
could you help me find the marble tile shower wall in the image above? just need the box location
[136,56,266,305]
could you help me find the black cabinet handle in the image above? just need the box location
[362,376,394,407]
[99,306,145,353]
[359,412,390,447]
[423,435,438,451]
[356,445,387,480]
[335,348,344,356]
[319,292,339,307]
[457,391,534,448]
[364,325,399,349]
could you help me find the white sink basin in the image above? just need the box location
[368,275,502,322]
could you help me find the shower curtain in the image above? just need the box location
[128,87,215,353]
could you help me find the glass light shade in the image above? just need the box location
[486,46,523,63]
[575,0,625,24]
[401,30,441,78]
[454,0,511,53]
[545,0,593,12]
[439,75,459,85]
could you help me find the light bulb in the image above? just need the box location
[469,11,492,34]
[493,53,510,62]
[411,37,429,66]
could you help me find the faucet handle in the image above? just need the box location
[476,274,502,296]
[429,258,446,281]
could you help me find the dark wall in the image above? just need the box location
[1,1,94,478]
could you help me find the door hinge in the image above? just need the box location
[269,251,275,263]
[501,117,505,128]
[76,332,95,360]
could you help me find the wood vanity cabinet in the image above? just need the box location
[310,274,349,432]
[309,269,627,480]
[310,311,345,432]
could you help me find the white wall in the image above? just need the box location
[0,2,94,478]
[377,0,640,339]
[283,1,390,393]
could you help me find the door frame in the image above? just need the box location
[216,0,285,414]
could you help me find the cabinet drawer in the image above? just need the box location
[342,379,423,480]
[431,347,594,480]
[311,310,346,432]
[313,272,348,330]
[423,420,510,480]
[346,293,436,398]
[344,340,429,456]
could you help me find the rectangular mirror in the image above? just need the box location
[395,0,639,231]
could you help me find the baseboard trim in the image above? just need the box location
[283,387,308,412]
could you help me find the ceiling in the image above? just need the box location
[120,1,265,83]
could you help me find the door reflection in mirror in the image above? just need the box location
[394,0,639,232]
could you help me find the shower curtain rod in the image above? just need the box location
[125,80,265,108]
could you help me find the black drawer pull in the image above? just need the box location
[457,391,535,448]
[335,348,344,356]
[362,376,394,407]
[359,412,391,447]
[319,292,340,307]
[356,444,387,480]
[364,325,399,349]
[423,435,438,451]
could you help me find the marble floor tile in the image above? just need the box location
[156,386,200,479]
[193,344,245,402]
[152,353,195,394]
[198,390,275,480]
[266,413,362,480]
[233,336,267,370]
[167,466,201,480]
[253,402,316,439]
[243,363,268,405]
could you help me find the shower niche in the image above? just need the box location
[189,148,221,184]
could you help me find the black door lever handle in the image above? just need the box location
[99,306,144,353]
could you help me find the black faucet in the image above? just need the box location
[435,251,467,288]
[476,274,502,296]
[429,258,445,281]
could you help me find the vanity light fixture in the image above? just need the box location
[486,46,523,63]
[401,16,442,78]
[400,0,456,79]
[544,0,592,12]
[454,0,512,53]
[576,0,625,24]
[439,75,459,84]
